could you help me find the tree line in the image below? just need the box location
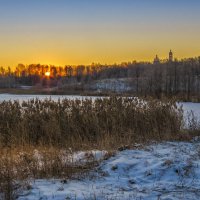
[0,57,200,100]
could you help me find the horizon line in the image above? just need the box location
[1,55,200,69]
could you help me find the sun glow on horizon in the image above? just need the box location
[45,71,51,77]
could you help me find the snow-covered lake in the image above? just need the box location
[180,102,200,122]
[0,94,95,102]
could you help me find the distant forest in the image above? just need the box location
[1,57,200,100]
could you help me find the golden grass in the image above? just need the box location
[0,97,185,199]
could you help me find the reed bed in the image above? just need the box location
[0,97,183,149]
[0,97,184,199]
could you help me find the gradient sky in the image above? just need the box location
[0,0,200,68]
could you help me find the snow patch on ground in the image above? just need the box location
[181,102,200,122]
[28,150,108,169]
[18,141,200,200]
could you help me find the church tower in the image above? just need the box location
[169,50,173,62]
[154,55,160,64]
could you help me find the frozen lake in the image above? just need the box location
[0,94,96,102]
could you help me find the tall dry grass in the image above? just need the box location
[0,97,183,149]
[0,97,184,199]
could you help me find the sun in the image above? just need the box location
[45,71,50,77]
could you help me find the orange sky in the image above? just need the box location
[0,0,200,68]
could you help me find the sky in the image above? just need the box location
[0,0,200,68]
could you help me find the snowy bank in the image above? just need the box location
[18,141,200,200]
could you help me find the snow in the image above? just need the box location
[90,78,132,93]
[71,150,108,163]
[177,102,200,128]
[0,94,97,102]
[181,102,200,121]
[18,141,200,200]
[20,150,108,170]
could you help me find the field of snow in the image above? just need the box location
[18,140,200,200]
